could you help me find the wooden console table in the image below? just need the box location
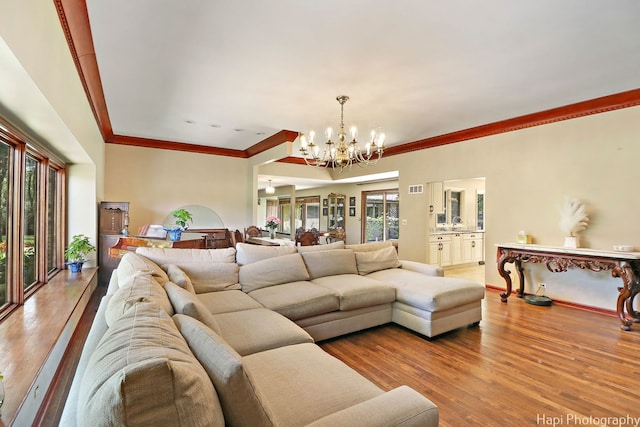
[496,243,640,331]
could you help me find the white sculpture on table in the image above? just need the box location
[559,196,589,248]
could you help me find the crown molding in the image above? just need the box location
[383,88,640,157]
[56,1,640,161]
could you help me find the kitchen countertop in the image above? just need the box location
[430,230,485,235]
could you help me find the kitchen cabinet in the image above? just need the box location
[429,232,484,266]
[428,234,452,266]
[428,181,444,214]
[462,233,484,263]
[451,233,463,264]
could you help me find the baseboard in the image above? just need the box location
[484,285,617,317]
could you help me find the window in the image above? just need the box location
[476,191,485,231]
[0,120,66,319]
[295,196,320,231]
[0,142,10,307]
[362,190,399,243]
[275,196,320,233]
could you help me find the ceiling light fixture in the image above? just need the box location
[265,179,275,195]
[299,95,385,172]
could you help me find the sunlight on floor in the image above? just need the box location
[444,264,485,284]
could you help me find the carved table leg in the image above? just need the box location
[612,261,636,331]
[515,259,525,298]
[497,249,514,303]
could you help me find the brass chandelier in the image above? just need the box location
[299,95,385,171]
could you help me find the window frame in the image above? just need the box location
[0,118,66,320]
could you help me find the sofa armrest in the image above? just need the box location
[399,260,444,277]
[306,386,438,427]
[59,294,112,427]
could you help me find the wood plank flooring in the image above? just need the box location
[320,267,640,426]
[40,265,640,427]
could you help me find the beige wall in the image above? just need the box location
[108,104,639,311]
[104,144,253,234]
[388,105,640,310]
[1,0,106,254]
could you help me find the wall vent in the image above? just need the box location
[408,184,424,194]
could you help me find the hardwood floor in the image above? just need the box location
[40,265,640,427]
[320,265,640,426]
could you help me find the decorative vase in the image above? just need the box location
[66,261,85,273]
[564,236,579,249]
[166,229,183,242]
[270,229,276,239]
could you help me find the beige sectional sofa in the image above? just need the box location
[60,240,485,426]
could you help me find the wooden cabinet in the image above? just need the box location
[429,232,484,267]
[327,193,346,242]
[99,201,129,286]
[463,233,484,263]
[428,181,444,214]
[429,234,452,266]
[451,233,463,265]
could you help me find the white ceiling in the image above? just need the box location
[84,0,640,156]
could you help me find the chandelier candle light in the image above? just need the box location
[299,95,385,171]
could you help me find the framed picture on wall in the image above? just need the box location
[323,207,328,216]
[323,199,328,207]
[349,207,356,216]
[349,196,356,207]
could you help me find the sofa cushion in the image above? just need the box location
[301,249,358,279]
[367,268,485,312]
[163,263,196,294]
[296,240,345,253]
[136,247,236,264]
[213,308,314,356]
[164,281,222,334]
[311,274,396,311]
[354,245,401,275]
[173,314,272,427]
[165,262,240,293]
[346,240,394,252]
[239,253,309,293]
[247,281,340,320]
[117,252,169,284]
[78,302,223,427]
[197,290,263,314]
[105,273,174,327]
[235,242,296,265]
[242,343,383,427]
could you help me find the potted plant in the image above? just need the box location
[64,234,96,273]
[163,208,193,241]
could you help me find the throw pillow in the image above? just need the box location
[354,245,401,275]
[345,240,394,252]
[105,273,174,327]
[239,253,310,293]
[173,314,272,426]
[296,240,345,253]
[163,264,196,294]
[136,247,237,265]
[116,252,169,284]
[235,242,296,265]
[78,302,223,427]
[300,249,358,279]
[168,262,240,293]
[164,281,222,334]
